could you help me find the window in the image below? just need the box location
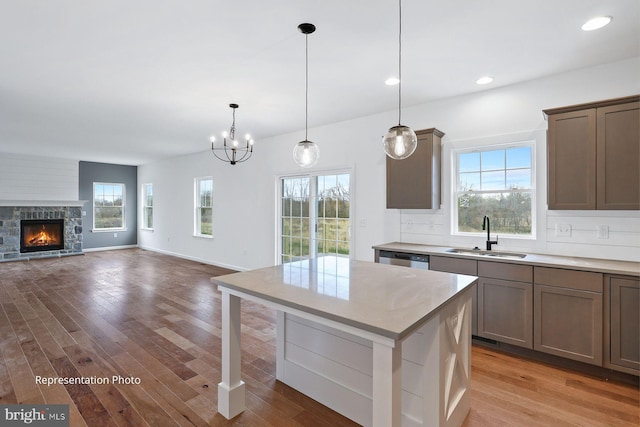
[195,177,213,237]
[454,143,534,236]
[279,171,351,264]
[93,183,125,230]
[142,183,153,229]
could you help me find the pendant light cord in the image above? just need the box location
[398,0,402,126]
[305,32,309,141]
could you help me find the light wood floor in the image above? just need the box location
[0,249,637,426]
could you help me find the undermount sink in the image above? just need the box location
[446,248,527,259]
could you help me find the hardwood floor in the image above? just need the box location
[0,249,637,426]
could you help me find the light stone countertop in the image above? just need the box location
[212,256,477,340]
[373,242,640,277]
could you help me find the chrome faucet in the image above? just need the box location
[482,215,498,250]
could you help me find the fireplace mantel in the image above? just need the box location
[0,200,87,207]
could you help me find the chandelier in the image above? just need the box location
[382,0,417,160]
[210,103,254,165]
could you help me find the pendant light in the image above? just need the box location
[383,0,417,160]
[293,23,320,168]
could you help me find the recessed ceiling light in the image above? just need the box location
[581,16,612,31]
[476,76,494,85]
[385,77,400,86]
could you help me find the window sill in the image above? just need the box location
[140,228,154,231]
[92,228,128,233]
[193,234,213,239]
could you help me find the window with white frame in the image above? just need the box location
[195,177,213,237]
[93,183,125,230]
[142,183,153,229]
[278,171,352,264]
[454,143,534,236]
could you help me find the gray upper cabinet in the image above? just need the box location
[544,95,640,210]
[386,128,444,209]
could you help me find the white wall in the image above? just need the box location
[0,153,79,201]
[138,56,640,269]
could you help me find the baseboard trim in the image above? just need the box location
[138,245,247,272]
[83,245,138,252]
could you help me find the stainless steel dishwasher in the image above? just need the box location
[378,250,429,270]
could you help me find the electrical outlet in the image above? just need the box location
[555,224,572,237]
[596,225,609,239]
[359,219,367,227]
[113,232,118,238]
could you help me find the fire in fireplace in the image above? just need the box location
[20,219,65,253]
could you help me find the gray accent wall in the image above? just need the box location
[79,161,137,249]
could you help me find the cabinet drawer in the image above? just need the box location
[534,267,602,292]
[430,256,477,276]
[478,261,532,282]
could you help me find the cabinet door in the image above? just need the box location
[386,128,443,209]
[596,101,640,209]
[534,285,603,365]
[547,109,597,209]
[477,278,533,348]
[610,277,640,372]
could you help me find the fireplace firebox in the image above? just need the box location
[20,219,65,253]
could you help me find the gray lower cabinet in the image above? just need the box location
[533,267,603,366]
[478,277,533,348]
[477,261,533,348]
[606,276,640,374]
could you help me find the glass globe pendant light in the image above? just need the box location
[383,0,417,160]
[293,23,320,168]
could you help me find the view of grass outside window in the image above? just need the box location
[455,144,534,236]
[143,183,153,229]
[93,183,125,229]
[280,173,351,264]
[195,177,213,236]
[316,174,350,257]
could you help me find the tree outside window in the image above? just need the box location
[143,183,153,229]
[455,144,534,236]
[94,183,125,230]
[195,177,213,237]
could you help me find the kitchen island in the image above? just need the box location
[212,256,477,427]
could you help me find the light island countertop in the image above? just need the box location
[212,255,477,340]
[214,255,476,426]
[373,242,640,277]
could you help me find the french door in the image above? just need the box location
[278,171,352,264]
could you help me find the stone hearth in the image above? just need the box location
[0,205,83,261]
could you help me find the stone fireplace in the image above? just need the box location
[20,218,65,253]
[0,202,84,261]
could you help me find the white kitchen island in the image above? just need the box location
[212,256,477,427]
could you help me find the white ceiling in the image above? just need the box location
[0,0,638,165]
